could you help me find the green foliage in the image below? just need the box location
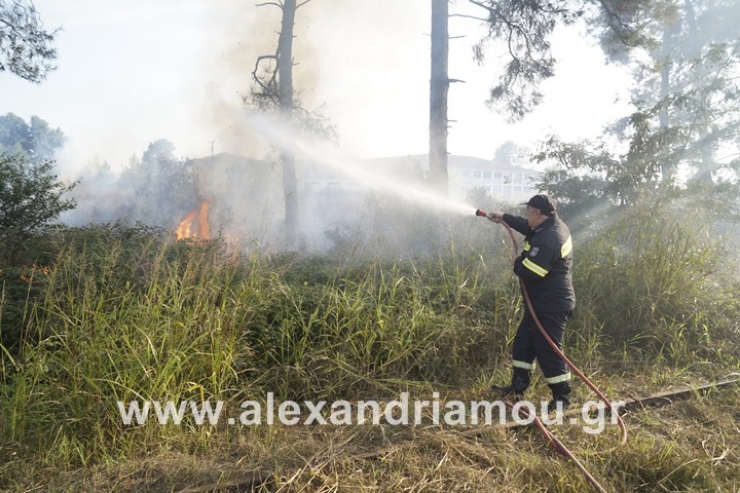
[0,0,57,82]
[590,0,676,63]
[538,2,740,198]
[471,0,578,120]
[568,197,740,363]
[0,227,514,466]
[0,223,165,352]
[112,139,194,227]
[0,207,738,482]
[0,152,76,243]
[67,138,204,229]
[0,113,65,163]
[0,115,72,281]
[470,0,655,120]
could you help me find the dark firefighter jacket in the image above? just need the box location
[502,213,576,313]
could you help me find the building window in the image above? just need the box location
[473,170,481,178]
[494,172,502,179]
[482,171,492,179]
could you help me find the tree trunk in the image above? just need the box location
[659,24,672,182]
[279,0,299,246]
[429,0,449,196]
[684,0,713,185]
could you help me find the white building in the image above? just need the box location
[446,155,541,203]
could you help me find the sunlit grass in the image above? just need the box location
[0,208,739,491]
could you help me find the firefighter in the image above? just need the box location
[487,194,576,412]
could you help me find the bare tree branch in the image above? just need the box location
[256,2,283,8]
[450,13,488,22]
[252,54,278,94]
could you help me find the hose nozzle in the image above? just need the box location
[475,209,487,217]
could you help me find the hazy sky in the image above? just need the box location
[0,0,634,177]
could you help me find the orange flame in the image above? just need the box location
[176,201,211,240]
[198,201,210,239]
[19,263,51,284]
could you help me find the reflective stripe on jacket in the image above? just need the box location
[502,213,576,313]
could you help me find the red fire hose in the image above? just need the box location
[477,209,627,492]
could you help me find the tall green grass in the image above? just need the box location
[0,199,739,484]
[570,203,740,367]
[0,225,516,469]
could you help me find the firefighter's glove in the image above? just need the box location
[487,212,503,224]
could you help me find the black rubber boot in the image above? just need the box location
[547,381,572,413]
[492,369,530,397]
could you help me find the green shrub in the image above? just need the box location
[569,201,740,364]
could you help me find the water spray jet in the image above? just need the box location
[240,111,482,217]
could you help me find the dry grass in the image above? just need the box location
[1,213,740,492]
[2,383,740,492]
